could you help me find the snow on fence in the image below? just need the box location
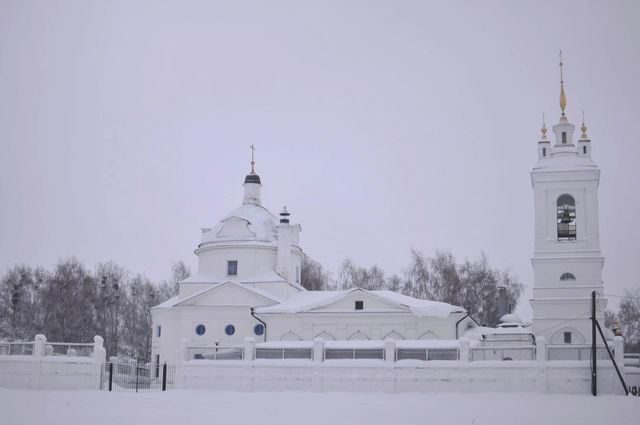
[182,340,587,363]
[45,342,95,358]
[470,346,536,361]
[547,344,610,361]
[256,347,313,360]
[0,342,34,356]
[0,334,106,390]
[187,346,244,360]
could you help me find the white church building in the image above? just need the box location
[151,60,610,366]
[150,158,475,365]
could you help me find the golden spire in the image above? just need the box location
[559,50,567,118]
[541,113,548,140]
[581,111,588,139]
[250,144,256,174]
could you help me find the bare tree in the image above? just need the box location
[300,254,328,290]
[41,258,97,342]
[618,288,640,352]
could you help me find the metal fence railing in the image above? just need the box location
[188,346,244,360]
[324,348,385,360]
[470,346,536,361]
[547,345,610,361]
[255,348,313,360]
[45,343,94,357]
[396,348,459,361]
[623,353,640,368]
[101,362,175,392]
[0,342,34,356]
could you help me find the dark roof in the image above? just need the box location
[244,173,261,184]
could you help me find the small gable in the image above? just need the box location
[177,282,278,308]
[309,289,408,313]
[216,217,255,239]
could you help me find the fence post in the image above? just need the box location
[135,359,139,393]
[535,336,548,394]
[383,338,396,393]
[458,339,471,393]
[313,338,324,363]
[175,338,189,390]
[31,334,46,390]
[162,363,167,391]
[612,336,626,395]
[459,338,470,362]
[177,338,190,363]
[312,338,324,392]
[34,334,46,359]
[384,338,396,363]
[108,362,113,391]
[93,336,106,364]
[244,337,255,362]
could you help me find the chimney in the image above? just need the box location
[276,207,292,281]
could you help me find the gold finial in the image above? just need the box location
[559,50,567,118]
[541,113,547,140]
[581,111,588,139]
[250,144,256,174]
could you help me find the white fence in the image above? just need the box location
[176,336,629,395]
[0,334,106,390]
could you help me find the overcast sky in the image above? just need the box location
[1,1,638,319]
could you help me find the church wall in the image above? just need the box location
[532,257,603,286]
[260,313,460,341]
[197,245,277,280]
[176,361,621,395]
[152,306,266,365]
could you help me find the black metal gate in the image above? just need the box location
[101,361,175,392]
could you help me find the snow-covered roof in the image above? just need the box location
[178,280,283,305]
[255,288,464,318]
[200,203,279,245]
[151,281,283,310]
[533,153,598,172]
[151,295,180,309]
[241,270,287,283]
[179,273,222,284]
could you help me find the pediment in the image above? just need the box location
[216,216,255,239]
[308,289,409,313]
[176,281,279,308]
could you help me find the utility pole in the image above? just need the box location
[591,290,597,396]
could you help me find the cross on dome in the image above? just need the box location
[559,50,567,121]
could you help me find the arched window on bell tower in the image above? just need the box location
[557,194,576,240]
[562,132,567,144]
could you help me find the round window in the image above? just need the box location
[225,324,235,336]
[254,324,265,336]
[195,324,206,336]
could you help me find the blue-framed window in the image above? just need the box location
[195,324,206,336]
[225,324,235,336]
[156,325,161,337]
[227,260,238,276]
[254,324,265,336]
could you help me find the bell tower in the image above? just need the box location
[530,54,607,344]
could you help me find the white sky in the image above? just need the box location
[1,1,638,319]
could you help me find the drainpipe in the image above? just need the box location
[455,306,475,339]
[250,307,267,341]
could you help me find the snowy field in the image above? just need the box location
[0,389,637,425]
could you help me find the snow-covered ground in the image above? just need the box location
[0,388,637,425]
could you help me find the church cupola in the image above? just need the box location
[577,113,592,159]
[243,145,262,206]
[537,114,551,160]
[279,206,291,224]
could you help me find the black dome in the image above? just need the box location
[244,173,261,184]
